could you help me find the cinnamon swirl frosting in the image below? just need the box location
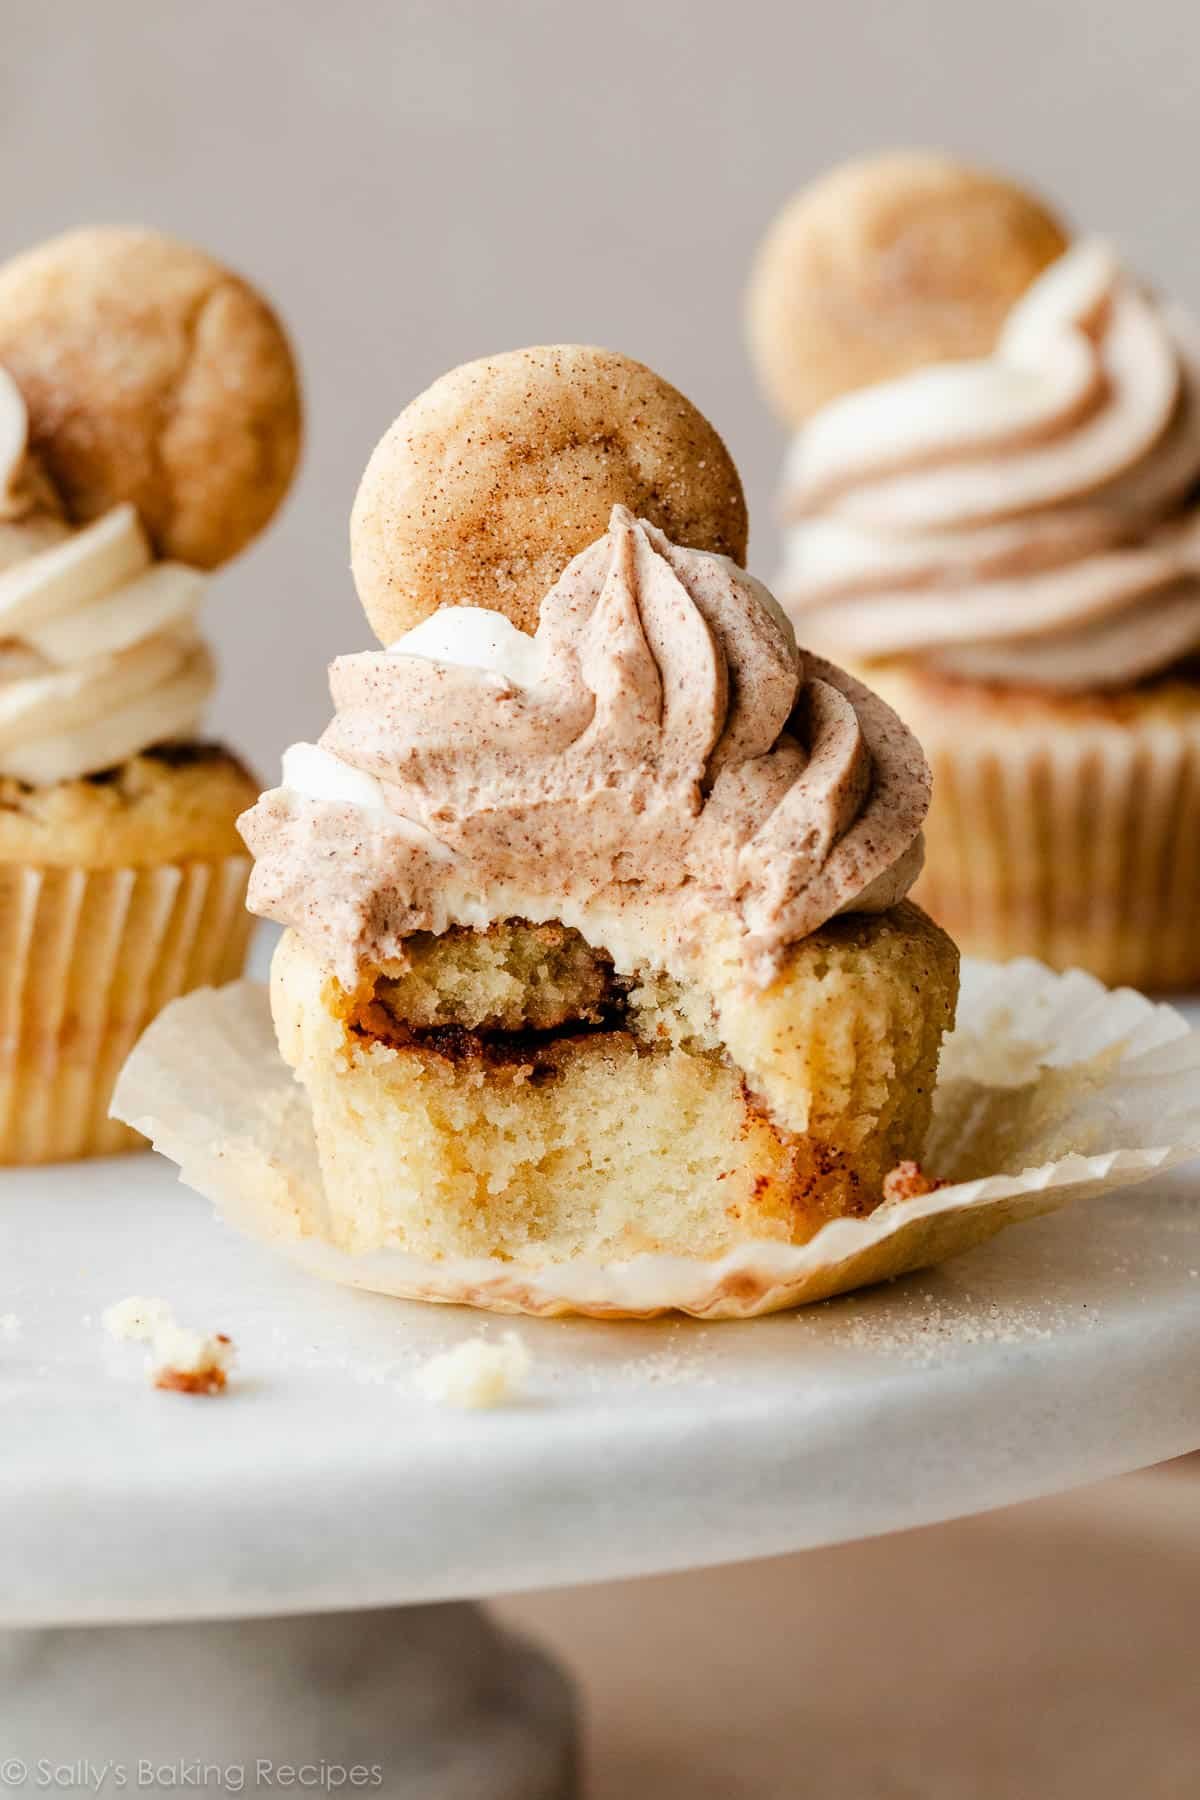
[242,507,929,988]
[779,241,1200,690]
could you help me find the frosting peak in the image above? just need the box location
[243,507,929,986]
[779,241,1200,690]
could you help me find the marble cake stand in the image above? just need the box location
[2,1143,1200,1797]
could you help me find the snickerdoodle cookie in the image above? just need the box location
[746,150,1068,424]
[0,226,301,569]
[350,344,748,641]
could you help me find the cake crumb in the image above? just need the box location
[882,1160,946,1205]
[153,1329,233,1396]
[0,1312,20,1341]
[103,1295,234,1396]
[102,1296,175,1343]
[415,1331,531,1409]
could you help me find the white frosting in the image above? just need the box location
[788,242,1119,510]
[0,370,215,784]
[779,241,1200,690]
[279,740,452,862]
[389,605,546,688]
[0,370,25,493]
[281,741,389,812]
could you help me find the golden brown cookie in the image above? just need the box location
[350,345,748,642]
[0,227,302,568]
[746,151,1070,425]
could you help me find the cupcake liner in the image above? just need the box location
[0,858,252,1164]
[110,959,1200,1319]
[913,710,1200,991]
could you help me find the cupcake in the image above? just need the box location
[239,346,958,1267]
[0,227,301,1161]
[748,151,1200,990]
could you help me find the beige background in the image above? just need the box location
[5,0,1200,775]
[500,1462,1200,1798]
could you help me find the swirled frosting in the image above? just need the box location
[779,241,1200,690]
[0,368,213,784]
[242,506,929,988]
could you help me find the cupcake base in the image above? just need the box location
[0,859,253,1163]
[109,957,1200,1318]
[268,904,960,1265]
[0,741,260,1164]
[865,663,1200,992]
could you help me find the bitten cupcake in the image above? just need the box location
[0,226,301,1161]
[748,151,1200,990]
[239,346,958,1268]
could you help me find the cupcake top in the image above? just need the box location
[752,155,1200,695]
[242,348,930,989]
[0,227,301,784]
[778,239,1200,691]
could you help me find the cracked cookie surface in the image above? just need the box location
[0,226,302,568]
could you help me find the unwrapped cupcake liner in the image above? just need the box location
[0,858,252,1164]
[914,713,1200,991]
[111,958,1200,1318]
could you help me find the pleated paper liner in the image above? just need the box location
[0,858,252,1164]
[910,708,1200,992]
[111,959,1200,1319]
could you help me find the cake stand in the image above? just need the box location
[3,1122,1200,1797]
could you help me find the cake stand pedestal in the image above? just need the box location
[0,1605,574,1800]
[3,1146,1200,1795]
